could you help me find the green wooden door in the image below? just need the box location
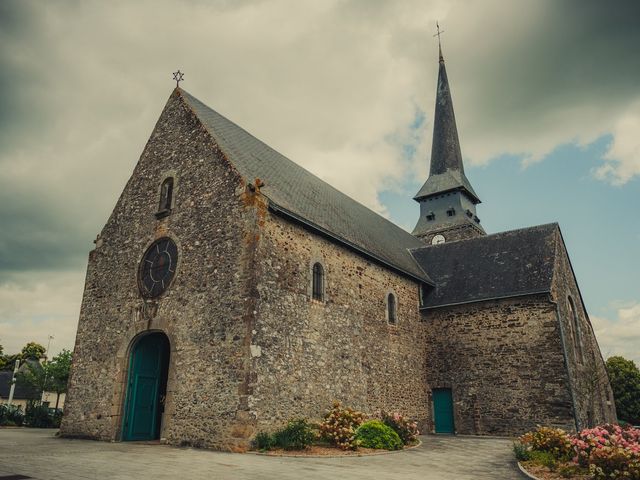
[123,334,169,441]
[433,388,455,434]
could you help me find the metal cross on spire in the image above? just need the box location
[433,21,445,61]
[172,70,184,88]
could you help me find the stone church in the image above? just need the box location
[61,48,615,450]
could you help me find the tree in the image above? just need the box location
[605,356,640,425]
[17,349,73,410]
[47,349,72,409]
[21,342,46,360]
[17,361,48,393]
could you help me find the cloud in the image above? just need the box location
[0,270,84,357]
[0,0,639,355]
[591,303,640,365]
[593,102,640,185]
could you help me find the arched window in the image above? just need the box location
[387,293,397,324]
[312,263,324,301]
[568,296,583,363]
[159,177,174,213]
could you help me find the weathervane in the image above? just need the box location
[172,70,184,88]
[433,21,444,60]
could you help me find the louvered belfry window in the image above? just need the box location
[312,263,324,301]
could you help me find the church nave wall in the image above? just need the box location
[248,211,431,433]
[424,294,576,436]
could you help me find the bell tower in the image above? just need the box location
[412,41,485,244]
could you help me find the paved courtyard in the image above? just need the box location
[0,429,525,480]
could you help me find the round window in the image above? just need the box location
[139,237,178,298]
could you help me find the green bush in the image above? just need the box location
[0,404,24,426]
[513,441,531,461]
[529,450,559,471]
[252,431,275,451]
[557,464,587,478]
[355,420,403,450]
[272,419,315,451]
[24,400,61,428]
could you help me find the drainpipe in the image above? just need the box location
[555,302,580,431]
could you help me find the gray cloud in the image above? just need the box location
[0,0,638,354]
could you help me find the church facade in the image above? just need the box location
[61,50,615,450]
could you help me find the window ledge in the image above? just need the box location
[155,209,171,219]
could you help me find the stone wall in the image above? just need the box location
[417,222,485,245]
[61,90,258,450]
[424,294,576,436]
[249,210,431,432]
[551,232,617,429]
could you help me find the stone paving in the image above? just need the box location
[0,429,526,480]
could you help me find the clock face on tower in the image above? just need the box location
[431,234,446,245]
[139,237,178,298]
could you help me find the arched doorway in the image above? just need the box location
[122,332,170,441]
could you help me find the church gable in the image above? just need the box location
[62,89,261,448]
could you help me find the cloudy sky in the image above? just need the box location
[1,0,638,363]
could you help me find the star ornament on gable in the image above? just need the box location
[172,70,184,88]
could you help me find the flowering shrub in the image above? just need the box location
[589,446,640,479]
[571,424,640,478]
[319,401,366,450]
[572,423,640,466]
[519,426,573,460]
[381,411,420,444]
[518,423,640,478]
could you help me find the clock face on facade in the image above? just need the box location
[139,237,178,298]
[432,234,446,245]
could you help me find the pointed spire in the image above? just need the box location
[411,27,485,241]
[413,30,480,204]
[430,42,464,176]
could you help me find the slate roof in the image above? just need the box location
[411,223,559,308]
[414,52,480,204]
[414,170,480,204]
[179,89,433,284]
[0,363,41,400]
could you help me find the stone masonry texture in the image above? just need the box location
[425,294,576,435]
[61,90,259,450]
[550,231,617,429]
[61,88,615,450]
[251,211,429,431]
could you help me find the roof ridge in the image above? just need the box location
[180,89,409,232]
[411,222,559,251]
[177,88,432,283]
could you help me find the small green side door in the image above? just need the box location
[123,335,168,441]
[432,388,455,434]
